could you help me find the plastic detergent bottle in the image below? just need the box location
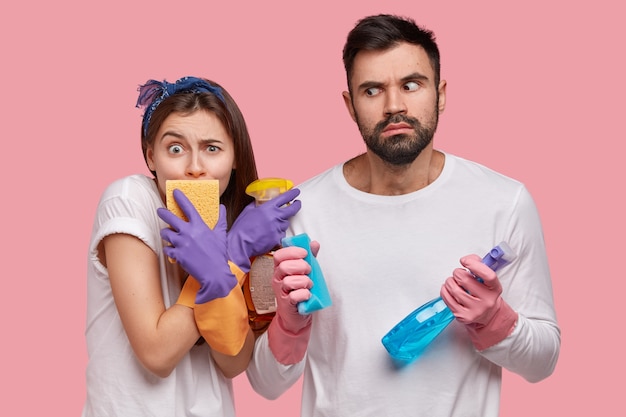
[243,178,294,335]
[381,242,517,367]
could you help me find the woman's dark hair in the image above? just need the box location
[140,79,257,227]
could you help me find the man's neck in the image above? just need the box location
[343,148,445,195]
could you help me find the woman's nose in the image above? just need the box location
[186,153,207,178]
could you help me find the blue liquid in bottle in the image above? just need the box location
[381,242,516,367]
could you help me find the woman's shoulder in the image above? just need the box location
[97,174,161,214]
[90,175,162,245]
[102,174,155,196]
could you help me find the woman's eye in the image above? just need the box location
[207,145,219,153]
[168,144,183,154]
[365,87,381,97]
[404,81,420,91]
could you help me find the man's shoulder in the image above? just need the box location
[447,153,522,186]
[296,163,343,191]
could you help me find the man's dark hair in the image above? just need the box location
[342,14,441,91]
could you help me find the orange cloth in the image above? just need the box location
[176,262,249,355]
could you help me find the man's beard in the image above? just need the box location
[356,111,438,167]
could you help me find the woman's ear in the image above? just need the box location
[146,147,155,172]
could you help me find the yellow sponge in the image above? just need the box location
[166,180,219,228]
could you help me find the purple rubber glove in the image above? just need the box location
[227,187,301,273]
[157,189,237,304]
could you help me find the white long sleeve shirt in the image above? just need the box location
[247,153,560,417]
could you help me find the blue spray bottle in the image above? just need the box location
[381,242,517,366]
[281,233,332,315]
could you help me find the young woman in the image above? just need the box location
[83,76,300,416]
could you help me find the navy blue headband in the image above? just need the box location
[136,76,225,138]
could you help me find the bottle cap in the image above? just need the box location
[245,178,293,204]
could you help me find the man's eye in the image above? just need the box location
[365,87,381,96]
[168,144,183,154]
[404,81,420,91]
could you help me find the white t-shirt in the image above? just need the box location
[83,174,235,417]
[247,153,560,417]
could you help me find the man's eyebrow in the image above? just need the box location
[401,72,430,83]
[356,72,431,91]
[356,80,384,91]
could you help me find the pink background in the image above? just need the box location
[2,0,624,415]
